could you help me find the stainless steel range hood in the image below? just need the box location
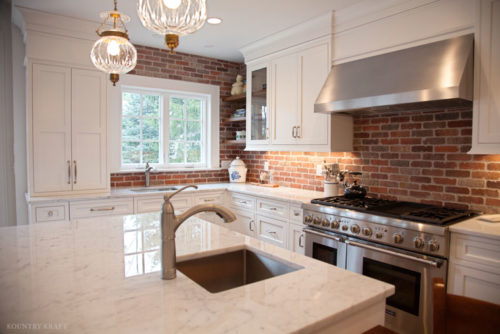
[315,34,474,114]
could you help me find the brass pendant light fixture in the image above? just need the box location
[90,0,137,86]
[137,0,207,53]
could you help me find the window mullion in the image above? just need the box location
[184,98,188,164]
[139,95,143,164]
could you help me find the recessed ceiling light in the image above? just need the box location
[207,17,222,25]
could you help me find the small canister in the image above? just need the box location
[324,181,340,197]
[228,157,247,183]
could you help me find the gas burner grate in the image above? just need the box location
[401,208,472,225]
[311,196,399,211]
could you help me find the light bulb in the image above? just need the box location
[163,0,181,9]
[107,39,120,56]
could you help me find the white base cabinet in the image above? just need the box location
[448,232,500,304]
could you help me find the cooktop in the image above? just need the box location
[310,196,477,225]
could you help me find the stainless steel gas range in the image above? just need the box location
[302,196,477,334]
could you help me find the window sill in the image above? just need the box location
[113,167,226,174]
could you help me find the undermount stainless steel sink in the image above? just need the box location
[131,186,179,193]
[177,249,302,293]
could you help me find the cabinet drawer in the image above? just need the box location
[451,233,500,271]
[228,193,256,211]
[256,215,288,249]
[193,191,225,205]
[135,194,192,214]
[289,205,303,223]
[33,203,68,223]
[257,198,289,221]
[70,198,133,219]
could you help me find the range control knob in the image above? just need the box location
[375,233,383,239]
[362,227,373,236]
[313,217,321,225]
[428,240,440,252]
[341,225,349,231]
[393,233,404,244]
[350,224,360,234]
[414,237,425,249]
[304,215,313,223]
[331,220,340,229]
[322,219,330,227]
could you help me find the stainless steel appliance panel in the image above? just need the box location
[304,228,346,269]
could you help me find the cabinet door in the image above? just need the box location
[472,0,500,153]
[71,69,108,191]
[256,215,288,248]
[247,62,270,144]
[289,223,305,255]
[448,262,500,304]
[298,43,329,145]
[32,64,72,193]
[232,209,256,237]
[272,53,299,145]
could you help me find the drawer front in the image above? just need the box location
[289,205,303,223]
[193,191,225,205]
[228,193,256,211]
[451,233,500,270]
[257,198,289,221]
[33,204,68,223]
[256,215,288,248]
[448,263,500,304]
[70,198,134,219]
[135,195,192,214]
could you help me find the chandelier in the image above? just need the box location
[137,0,207,53]
[90,0,137,86]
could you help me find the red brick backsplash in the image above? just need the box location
[111,45,244,187]
[238,108,500,214]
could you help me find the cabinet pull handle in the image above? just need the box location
[268,207,277,211]
[90,206,115,212]
[294,211,300,216]
[73,160,77,184]
[298,234,304,248]
[266,230,278,239]
[203,199,215,202]
[67,160,71,184]
[292,126,296,138]
[249,220,255,231]
[239,200,248,204]
[296,126,301,138]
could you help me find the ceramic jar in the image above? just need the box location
[228,157,247,183]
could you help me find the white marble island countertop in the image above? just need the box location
[0,214,393,334]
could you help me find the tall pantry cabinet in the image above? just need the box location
[22,8,110,197]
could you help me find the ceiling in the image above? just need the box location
[13,0,359,63]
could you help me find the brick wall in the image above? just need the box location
[238,108,500,214]
[111,45,245,187]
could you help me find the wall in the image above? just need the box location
[110,45,245,187]
[239,108,500,214]
[0,0,17,227]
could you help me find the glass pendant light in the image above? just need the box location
[91,0,137,86]
[137,0,207,53]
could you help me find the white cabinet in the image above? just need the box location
[135,194,191,214]
[289,223,305,255]
[232,209,257,237]
[256,215,288,249]
[246,38,353,152]
[30,63,108,196]
[448,232,500,304]
[69,198,134,219]
[29,202,69,224]
[471,0,500,154]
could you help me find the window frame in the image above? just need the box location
[110,74,220,173]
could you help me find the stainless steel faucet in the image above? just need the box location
[160,185,237,280]
[145,162,154,187]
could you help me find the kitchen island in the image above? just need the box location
[0,213,394,333]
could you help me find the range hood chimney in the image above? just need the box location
[315,34,474,114]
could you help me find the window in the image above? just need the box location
[111,74,220,172]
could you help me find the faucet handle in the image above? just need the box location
[165,184,198,200]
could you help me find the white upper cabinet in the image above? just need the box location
[245,38,353,152]
[470,0,500,154]
[30,63,109,196]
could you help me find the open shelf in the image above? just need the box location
[223,139,246,145]
[224,117,246,122]
[252,89,266,97]
[222,93,246,102]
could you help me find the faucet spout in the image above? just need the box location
[160,185,236,280]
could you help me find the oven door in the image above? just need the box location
[346,239,446,334]
[304,228,347,269]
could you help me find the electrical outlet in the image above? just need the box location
[316,164,323,176]
[264,161,269,171]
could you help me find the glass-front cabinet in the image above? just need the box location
[246,62,270,145]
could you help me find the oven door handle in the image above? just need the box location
[345,239,443,268]
[304,228,344,242]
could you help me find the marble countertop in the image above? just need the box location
[450,214,500,240]
[26,183,324,206]
[0,214,393,334]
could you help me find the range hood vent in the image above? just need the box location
[315,34,474,114]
